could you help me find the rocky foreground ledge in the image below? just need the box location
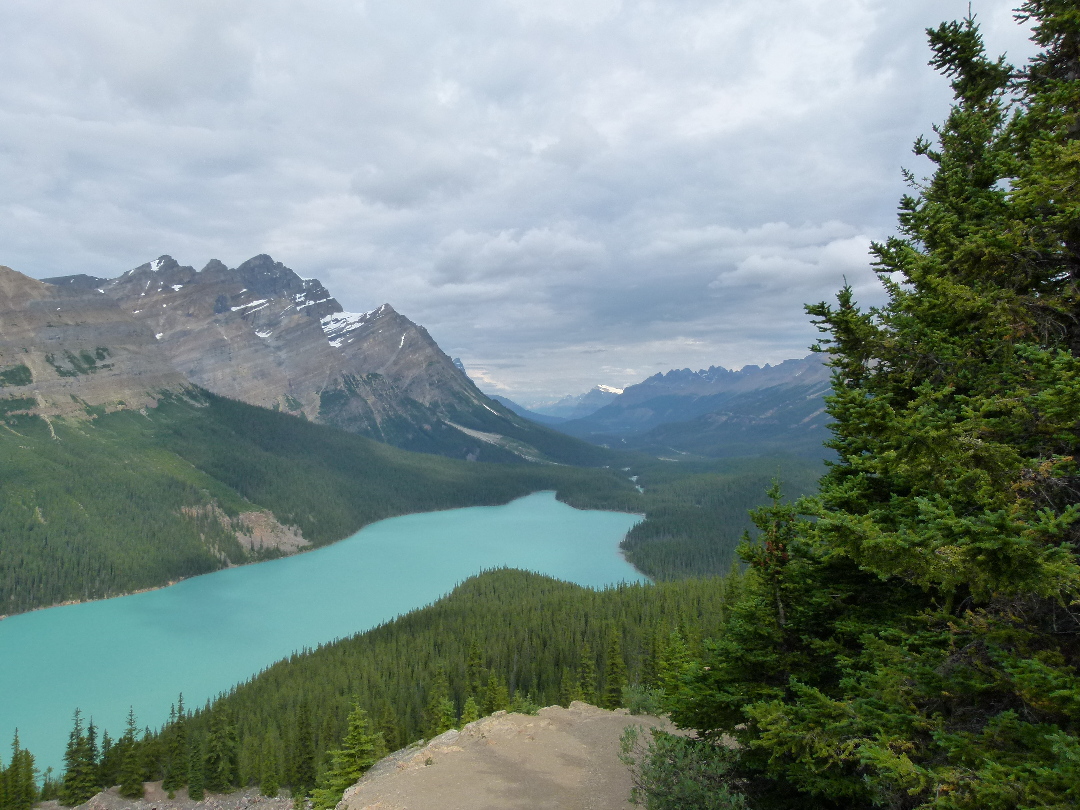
[340,701,672,810]
[49,702,671,810]
[39,785,291,810]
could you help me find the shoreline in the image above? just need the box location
[0,491,651,621]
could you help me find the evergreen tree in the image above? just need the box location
[481,671,509,715]
[578,643,598,705]
[259,733,282,798]
[655,629,691,696]
[601,629,628,710]
[310,704,385,810]
[161,697,188,793]
[4,731,37,810]
[662,7,1080,809]
[204,708,238,793]
[375,704,401,752]
[117,709,144,800]
[38,768,59,803]
[558,666,583,706]
[186,736,205,801]
[289,703,316,800]
[464,640,484,699]
[424,669,457,737]
[59,710,98,807]
[459,696,480,726]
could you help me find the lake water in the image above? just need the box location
[0,492,643,774]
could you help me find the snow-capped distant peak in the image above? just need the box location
[596,384,623,395]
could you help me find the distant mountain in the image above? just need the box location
[489,395,568,426]
[555,355,832,458]
[531,384,624,420]
[42,255,610,465]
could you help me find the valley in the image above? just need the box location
[0,252,824,810]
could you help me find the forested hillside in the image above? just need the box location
[619,455,822,580]
[0,391,639,616]
[44,569,736,807]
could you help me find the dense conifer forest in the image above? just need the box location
[40,569,737,808]
[0,386,815,615]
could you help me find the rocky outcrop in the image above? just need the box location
[0,264,190,418]
[339,703,674,810]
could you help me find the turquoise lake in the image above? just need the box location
[0,492,643,774]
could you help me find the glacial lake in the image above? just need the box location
[0,492,643,774]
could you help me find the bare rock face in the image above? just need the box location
[0,264,190,417]
[42,253,528,459]
[101,255,344,418]
[339,703,674,810]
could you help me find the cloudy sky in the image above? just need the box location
[1,0,1036,404]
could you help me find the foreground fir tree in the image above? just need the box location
[310,704,385,810]
[2,731,38,810]
[58,711,99,807]
[658,5,1080,809]
[117,709,144,800]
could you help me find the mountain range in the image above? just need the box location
[545,355,833,458]
[33,255,605,465]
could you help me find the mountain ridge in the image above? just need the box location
[551,354,832,458]
[41,254,610,465]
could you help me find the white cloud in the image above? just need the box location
[0,0,1037,398]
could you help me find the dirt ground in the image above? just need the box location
[339,702,674,810]
[47,702,671,810]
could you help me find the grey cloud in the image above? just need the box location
[0,0,1035,399]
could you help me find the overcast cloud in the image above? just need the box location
[0,0,1036,403]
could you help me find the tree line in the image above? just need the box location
[43,569,736,809]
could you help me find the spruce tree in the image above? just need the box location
[117,709,144,800]
[481,672,509,714]
[310,704,385,810]
[186,736,205,801]
[259,733,282,798]
[464,640,485,699]
[289,704,316,800]
[4,731,37,810]
[558,666,583,706]
[601,630,628,710]
[375,704,401,752]
[59,710,98,807]
[459,696,480,726]
[162,696,187,793]
[664,7,1080,809]
[204,708,238,793]
[578,642,598,705]
[424,668,457,737]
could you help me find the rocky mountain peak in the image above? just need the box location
[27,255,572,462]
[0,264,189,417]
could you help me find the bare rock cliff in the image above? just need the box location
[0,264,189,417]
